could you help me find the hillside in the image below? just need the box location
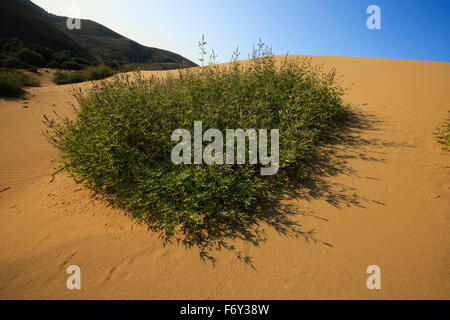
[0,0,93,59]
[1,0,196,68]
[48,15,195,67]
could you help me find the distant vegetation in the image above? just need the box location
[0,68,40,96]
[0,38,137,85]
[436,112,450,151]
[1,0,197,90]
[45,39,347,236]
[0,38,92,70]
[52,61,138,85]
[52,65,119,85]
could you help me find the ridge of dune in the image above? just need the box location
[0,55,449,299]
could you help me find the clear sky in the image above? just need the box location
[32,0,450,63]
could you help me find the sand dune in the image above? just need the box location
[0,56,449,299]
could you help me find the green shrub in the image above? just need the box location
[52,51,70,63]
[52,50,82,65]
[85,65,115,80]
[0,77,22,96]
[0,38,24,52]
[61,61,83,70]
[33,46,55,63]
[52,50,76,62]
[0,68,40,96]
[52,65,115,84]
[45,46,346,234]
[0,57,31,69]
[109,60,120,70]
[15,48,45,67]
[436,112,450,151]
[47,60,61,69]
[119,63,137,72]
[52,70,86,84]
[71,57,91,66]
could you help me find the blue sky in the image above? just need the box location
[32,0,450,63]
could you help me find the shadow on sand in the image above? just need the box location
[136,105,407,268]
